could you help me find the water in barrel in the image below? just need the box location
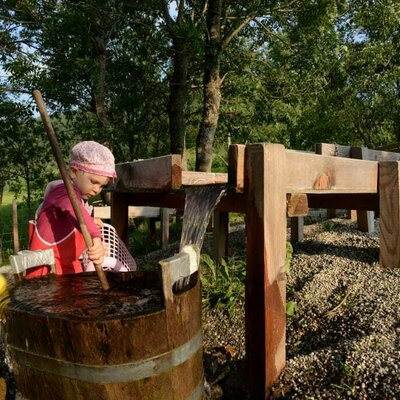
[10,271,162,321]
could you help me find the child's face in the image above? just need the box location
[70,169,111,200]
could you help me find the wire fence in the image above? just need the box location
[0,200,36,266]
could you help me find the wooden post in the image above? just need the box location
[379,161,400,268]
[111,192,129,245]
[161,208,171,251]
[12,199,20,255]
[213,211,229,263]
[245,143,287,398]
[351,146,375,233]
[290,216,303,243]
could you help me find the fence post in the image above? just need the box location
[12,198,20,254]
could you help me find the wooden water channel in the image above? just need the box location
[112,143,399,399]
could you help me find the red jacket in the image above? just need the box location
[26,181,101,277]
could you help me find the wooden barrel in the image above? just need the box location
[5,255,203,400]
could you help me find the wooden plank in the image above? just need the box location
[181,171,227,186]
[316,142,351,157]
[315,143,344,219]
[379,161,400,268]
[94,206,161,219]
[228,144,245,191]
[245,143,286,398]
[286,193,308,217]
[213,211,229,264]
[115,155,182,191]
[286,150,378,193]
[307,193,379,211]
[352,146,400,162]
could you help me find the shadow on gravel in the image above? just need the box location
[295,240,379,264]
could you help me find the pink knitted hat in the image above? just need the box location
[69,141,117,179]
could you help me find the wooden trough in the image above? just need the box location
[6,249,203,400]
[110,143,400,399]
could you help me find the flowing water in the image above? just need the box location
[177,185,227,288]
[180,185,227,251]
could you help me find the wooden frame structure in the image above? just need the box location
[111,143,399,399]
[291,143,400,243]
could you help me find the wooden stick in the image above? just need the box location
[32,90,110,291]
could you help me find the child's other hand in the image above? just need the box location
[88,237,105,265]
[94,218,104,229]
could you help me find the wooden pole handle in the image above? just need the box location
[32,90,110,291]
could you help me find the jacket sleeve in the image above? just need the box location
[48,184,102,239]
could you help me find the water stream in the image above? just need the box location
[176,185,226,288]
[180,185,227,251]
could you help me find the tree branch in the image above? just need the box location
[221,12,256,50]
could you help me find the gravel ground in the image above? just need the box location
[201,218,400,399]
[2,217,400,399]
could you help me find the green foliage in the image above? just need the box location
[200,254,245,317]
[286,300,298,317]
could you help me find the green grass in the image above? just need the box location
[0,197,41,265]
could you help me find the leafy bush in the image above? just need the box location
[200,254,245,317]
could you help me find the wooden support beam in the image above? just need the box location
[286,193,308,217]
[290,216,304,244]
[286,150,378,193]
[315,142,351,157]
[116,155,182,191]
[111,192,129,245]
[351,147,375,233]
[379,161,400,268]
[227,145,379,193]
[161,208,171,250]
[245,144,286,398]
[213,211,229,264]
[181,171,227,186]
[307,193,379,211]
[352,146,400,162]
[228,144,245,191]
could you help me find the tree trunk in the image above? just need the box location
[91,35,111,146]
[168,37,191,169]
[195,0,222,172]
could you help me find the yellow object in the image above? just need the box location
[0,275,10,316]
[0,275,7,295]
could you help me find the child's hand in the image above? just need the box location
[88,237,105,265]
[94,218,104,230]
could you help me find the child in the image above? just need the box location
[27,141,122,277]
